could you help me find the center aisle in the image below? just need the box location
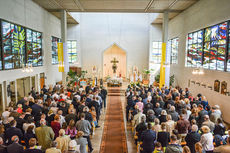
[100,87,127,153]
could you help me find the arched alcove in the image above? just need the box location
[103,44,127,78]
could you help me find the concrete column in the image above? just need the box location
[61,10,67,86]
[162,11,170,87]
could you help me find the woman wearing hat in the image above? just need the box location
[64,140,80,153]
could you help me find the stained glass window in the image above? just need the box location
[150,41,162,64]
[67,40,77,63]
[2,21,26,70]
[26,29,42,66]
[203,22,227,71]
[227,23,230,72]
[186,30,203,67]
[52,37,61,64]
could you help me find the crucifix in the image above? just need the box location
[111,57,119,74]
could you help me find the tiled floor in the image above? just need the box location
[91,107,106,153]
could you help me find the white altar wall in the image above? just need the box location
[103,44,126,78]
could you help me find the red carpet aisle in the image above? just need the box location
[100,87,127,153]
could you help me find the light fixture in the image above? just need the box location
[22,63,34,73]
[192,67,204,75]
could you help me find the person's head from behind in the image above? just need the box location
[76,131,84,138]
[50,141,58,148]
[83,106,89,112]
[141,115,146,123]
[201,125,210,134]
[191,125,198,132]
[69,140,77,150]
[54,115,60,121]
[204,115,209,121]
[40,119,46,126]
[147,122,152,130]
[27,116,34,124]
[191,119,197,125]
[154,118,160,125]
[217,118,223,124]
[155,142,162,149]
[10,120,17,127]
[155,103,160,108]
[12,135,19,143]
[170,134,177,143]
[0,137,3,145]
[80,113,85,120]
[195,142,203,152]
[166,114,172,121]
[59,129,66,137]
[183,146,191,153]
[29,138,37,148]
[57,110,63,115]
[69,119,75,127]
[161,123,166,131]
[27,125,34,134]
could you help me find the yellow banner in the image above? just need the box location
[58,42,64,72]
[159,42,166,88]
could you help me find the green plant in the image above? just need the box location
[170,75,175,86]
[142,69,154,79]
[80,70,88,79]
[67,69,79,87]
[155,74,160,83]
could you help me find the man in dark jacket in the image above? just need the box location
[101,86,107,108]
[185,125,201,153]
[0,137,7,153]
[165,134,183,153]
[140,123,156,153]
[153,103,162,117]
[5,120,23,145]
[197,104,208,127]
[7,136,24,153]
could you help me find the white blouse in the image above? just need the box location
[200,132,214,151]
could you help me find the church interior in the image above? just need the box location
[0,0,230,153]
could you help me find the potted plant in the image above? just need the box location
[67,69,80,87]
[142,69,154,85]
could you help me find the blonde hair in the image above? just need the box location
[184,98,190,105]
[201,126,210,133]
[183,146,191,153]
[195,142,203,153]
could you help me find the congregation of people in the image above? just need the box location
[0,83,107,153]
[126,85,230,153]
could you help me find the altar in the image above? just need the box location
[107,76,122,87]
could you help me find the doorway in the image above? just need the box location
[40,73,45,90]
[103,44,127,78]
[16,77,31,100]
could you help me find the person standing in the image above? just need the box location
[101,86,107,108]
[140,123,157,153]
[35,119,55,151]
[185,125,201,153]
[76,113,93,152]
[7,136,24,153]
[165,135,183,153]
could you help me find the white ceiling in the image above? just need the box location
[33,0,199,23]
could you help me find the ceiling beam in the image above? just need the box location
[145,0,155,12]
[72,0,85,12]
[168,0,179,9]
[59,9,183,13]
